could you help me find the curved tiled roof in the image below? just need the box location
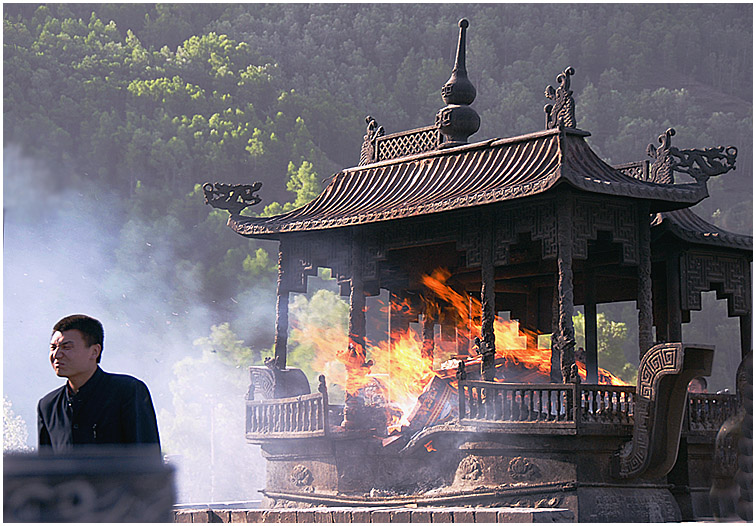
[230,127,709,238]
[652,208,752,252]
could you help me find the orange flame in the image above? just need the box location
[424,440,437,453]
[292,267,629,429]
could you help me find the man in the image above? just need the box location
[38,314,160,453]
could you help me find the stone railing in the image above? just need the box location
[579,385,636,426]
[245,384,736,440]
[375,125,442,162]
[459,382,577,423]
[458,381,739,438]
[614,160,651,181]
[685,392,739,434]
[246,392,329,441]
[458,381,635,432]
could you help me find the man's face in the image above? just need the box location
[49,329,99,380]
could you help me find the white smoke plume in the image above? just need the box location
[3,144,267,503]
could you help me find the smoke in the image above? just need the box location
[3,144,267,503]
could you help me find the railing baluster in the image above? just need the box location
[459,384,467,420]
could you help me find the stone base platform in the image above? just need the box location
[173,506,574,523]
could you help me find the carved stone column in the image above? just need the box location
[274,244,290,369]
[348,232,367,360]
[638,204,654,360]
[740,315,752,359]
[556,197,577,382]
[480,211,496,381]
[525,287,539,351]
[421,301,436,364]
[389,291,411,346]
[584,271,599,384]
[342,231,368,430]
[666,253,683,342]
[550,284,560,383]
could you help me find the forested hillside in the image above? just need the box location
[4,4,751,502]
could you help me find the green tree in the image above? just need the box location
[573,311,637,384]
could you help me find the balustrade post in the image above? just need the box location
[458,383,467,420]
[572,384,580,424]
[318,375,329,433]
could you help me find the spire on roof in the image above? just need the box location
[435,19,480,147]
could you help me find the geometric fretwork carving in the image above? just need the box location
[613,343,714,479]
[284,232,352,293]
[457,215,481,267]
[375,125,441,163]
[493,201,557,264]
[573,196,638,264]
[637,343,680,400]
[680,251,751,316]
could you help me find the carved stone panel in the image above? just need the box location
[456,455,483,481]
[680,252,751,316]
[492,201,558,265]
[290,465,314,487]
[282,233,352,293]
[572,197,638,264]
[4,450,174,522]
[613,343,714,480]
[508,457,541,481]
[457,215,481,267]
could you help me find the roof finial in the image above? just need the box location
[544,66,576,129]
[442,18,476,105]
[435,19,480,147]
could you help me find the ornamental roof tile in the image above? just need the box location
[230,127,709,238]
[652,208,752,252]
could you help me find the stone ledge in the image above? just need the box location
[173,506,574,523]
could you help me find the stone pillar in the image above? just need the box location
[422,302,436,364]
[342,232,368,430]
[348,234,367,361]
[637,204,654,360]
[556,197,576,383]
[480,211,496,381]
[584,272,599,384]
[550,284,560,383]
[274,245,290,369]
[666,254,683,342]
[389,291,411,346]
[525,288,539,351]
[740,315,752,359]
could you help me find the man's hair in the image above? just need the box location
[53,314,105,363]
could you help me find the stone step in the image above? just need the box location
[174,506,574,523]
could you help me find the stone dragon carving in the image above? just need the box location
[612,342,714,479]
[544,66,576,129]
[359,115,384,166]
[203,181,262,215]
[646,128,737,184]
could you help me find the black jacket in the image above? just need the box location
[37,367,160,453]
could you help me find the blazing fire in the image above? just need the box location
[293,267,629,430]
